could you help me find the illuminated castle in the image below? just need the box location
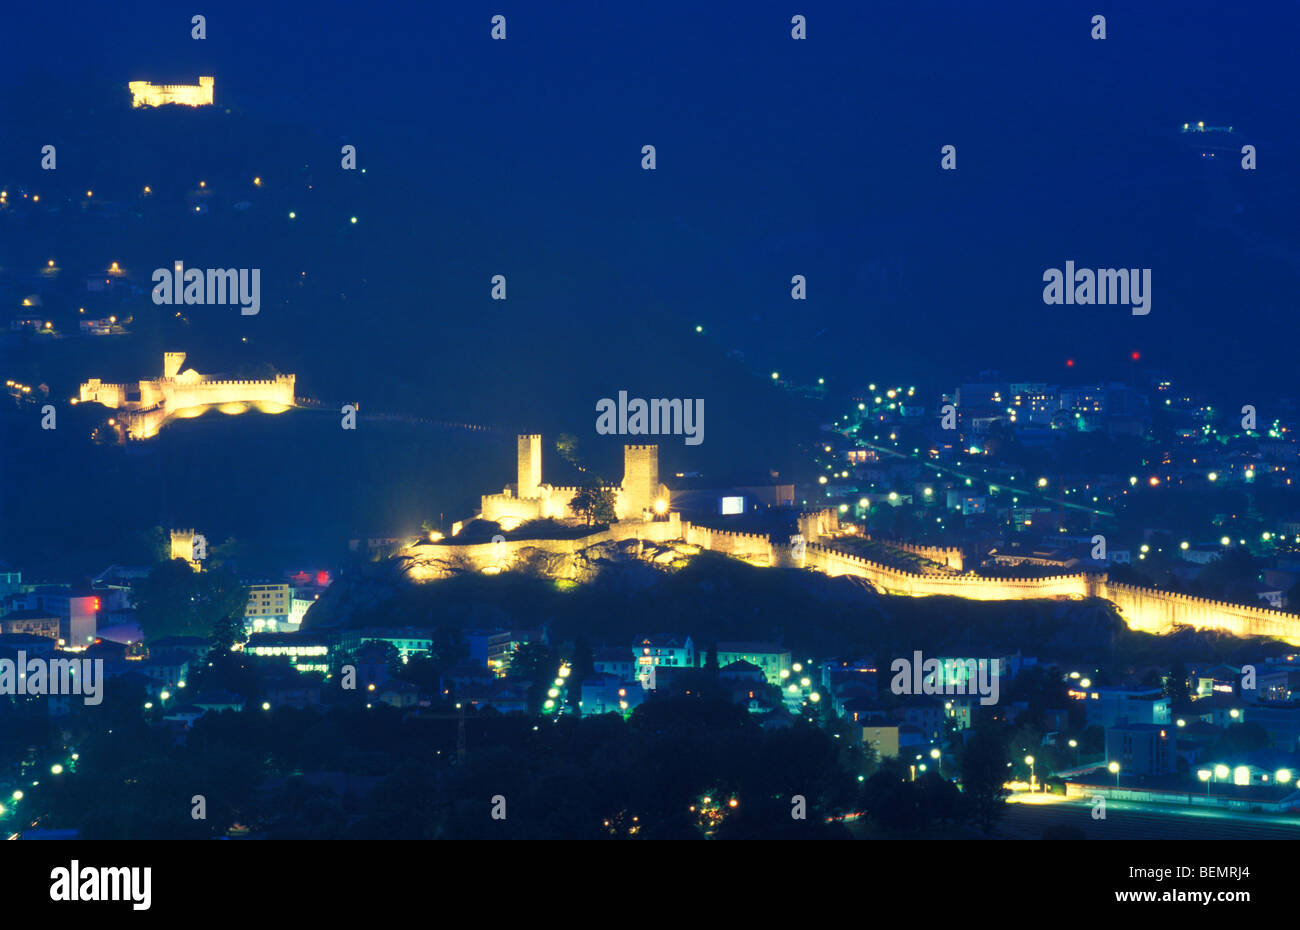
[475,435,671,530]
[129,76,214,108]
[79,352,294,440]
[412,436,1300,644]
[169,528,206,569]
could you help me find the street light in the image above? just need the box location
[1198,769,1212,794]
[1025,755,1036,792]
[1108,761,1120,787]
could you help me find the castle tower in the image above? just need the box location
[622,444,659,517]
[198,76,215,104]
[517,434,542,499]
[170,528,195,562]
[163,352,186,379]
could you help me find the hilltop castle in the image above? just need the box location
[79,352,294,440]
[404,432,1300,646]
[474,435,671,530]
[169,528,206,568]
[129,76,214,108]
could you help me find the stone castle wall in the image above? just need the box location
[889,541,965,571]
[1102,581,1300,642]
[80,355,295,439]
[684,524,774,563]
[129,77,214,108]
[405,514,683,580]
[429,430,1300,645]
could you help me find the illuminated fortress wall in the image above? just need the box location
[129,76,214,108]
[889,541,965,571]
[446,431,1300,644]
[406,513,684,580]
[684,525,774,563]
[798,509,840,541]
[801,544,1300,645]
[80,353,294,439]
[1102,581,1300,642]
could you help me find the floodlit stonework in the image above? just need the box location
[129,76,214,108]
[477,435,669,527]
[406,436,1300,645]
[80,352,294,440]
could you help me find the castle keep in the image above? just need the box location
[79,352,295,440]
[475,435,670,529]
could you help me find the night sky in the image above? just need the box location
[4,0,1297,392]
[2,1,1299,571]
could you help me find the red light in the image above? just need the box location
[1065,359,1074,368]
[1131,351,1141,361]
[316,571,330,586]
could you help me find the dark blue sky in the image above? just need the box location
[3,0,1299,571]
[4,0,1298,395]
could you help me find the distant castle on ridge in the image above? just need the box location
[79,352,294,440]
[129,76,214,108]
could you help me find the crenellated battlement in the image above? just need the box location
[79,353,294,439]
[401,501,1300,643]
[889,540,965,570]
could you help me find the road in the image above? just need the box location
[999,793,1300,840]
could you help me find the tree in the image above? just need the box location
[509,642,558,713]
[1286,579,1300,612]
[132,559,248,640]
[960,723,1010,834]
[556,434,582,469]
[569,635,595,713]
[1165,661,1191,704]
[124,525,170,564]
[570,477,617,526]
[212,613,248,652]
